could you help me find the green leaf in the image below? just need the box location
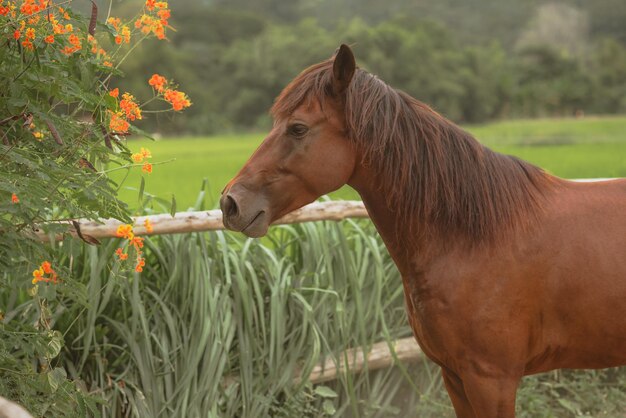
[557,398,580,413]
[170,194,177,217]
[322,399,336,415]
[46,330,64,359]
[314,385,338,398]
[47,367,67,392]
[138,176,145,205]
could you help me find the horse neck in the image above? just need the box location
[348,165,441,274]
[347,144,556,273]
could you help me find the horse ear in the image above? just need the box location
[332,44,355,95]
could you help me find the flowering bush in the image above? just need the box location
[0,0,190,414]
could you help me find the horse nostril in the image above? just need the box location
[224,194,239,218]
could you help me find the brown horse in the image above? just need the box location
[220,45,626,417]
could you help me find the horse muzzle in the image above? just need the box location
[220,185,270,238]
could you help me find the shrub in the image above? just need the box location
[0,0,189,414]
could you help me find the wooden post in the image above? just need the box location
[222,337,422,387]
[303,337,423,384]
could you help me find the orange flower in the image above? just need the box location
[144,218,153,233]
[109,111,129,133]
[68,33,80,47]
[107,17,121,31]
[33,131,43,139]
[21,39,33,50]
[44,35,54,44]
[120,26,131,44]
[115,247,128,260]
[0,6,10,16]
[32,261,59,284]
[142,162,152,174]
[135,257,145,272]
[163,89,191,111]
[32,267,44,284]
[131,236,144,249]
[131,153,144,163]
[119,93,142,121]
[11,193,19,203]
[58,7,70,20]
[148,74,167,92]
[116,224,134,240]
[154,24,165,40]
[20,0,40,15]
[157,8,170,24]
[109,88,119,98]
[25,27,35,40]
[135,14,166,39]
[140,147,152,159]
[13,30,20,40]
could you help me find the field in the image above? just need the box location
[113,116,626,209]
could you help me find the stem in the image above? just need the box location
[99,158,176,174]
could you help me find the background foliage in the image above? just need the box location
[93,0,626,134]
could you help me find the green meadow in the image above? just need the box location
[113,116,626,210]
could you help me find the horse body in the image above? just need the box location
[221,45,626,417]
[355,171,626,415]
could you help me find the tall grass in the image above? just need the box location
[52,219,454,417]
[42,216,624,417]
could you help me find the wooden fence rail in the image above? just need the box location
[36,200,369,242]
[35,178,616,242]
[302,337,422,384]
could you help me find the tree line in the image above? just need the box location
[111,0,626,134]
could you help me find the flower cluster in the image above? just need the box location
[115,224,146,272]
[148,74,167,92]
[120,93,142,121]
[11,193,19,203]
[6,0,85,55]
[108,111,129,133]
[149,73,191,111]
[135,0,170,40]
[107,17,130,45]
[164,89,191,111]
[32,261,59,284]
[24,120,45,140]
[108,90,142,134]
[131,147,153,174]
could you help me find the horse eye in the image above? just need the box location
[288,123,309,138]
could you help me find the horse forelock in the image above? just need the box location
[271,60,554,244]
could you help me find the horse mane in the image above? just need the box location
[272,59,555,243]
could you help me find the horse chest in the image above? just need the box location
[399,270,467,366]
[398,252,539,371]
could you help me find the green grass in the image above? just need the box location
[112,116,626,209]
